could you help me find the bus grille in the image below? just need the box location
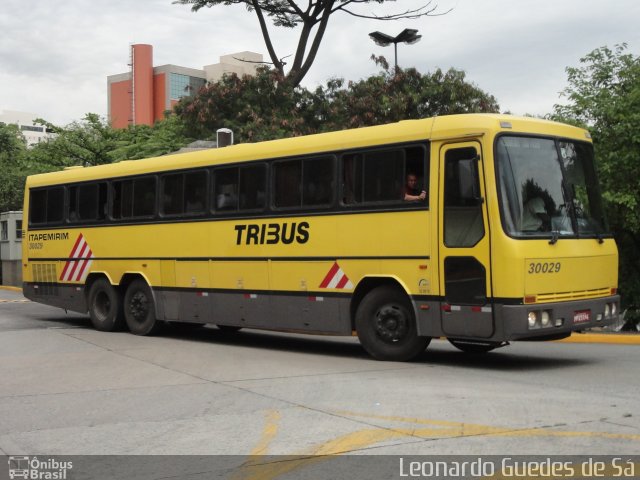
[536,288,611,303]
[33,263,59,296]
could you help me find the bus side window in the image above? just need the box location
[214,167,239,211]
[303,156,334,207]
[273,160,302,208]
[405,145,429,206]
[68,186,79,222]
[162,173,184,216]
[133,177,156,217]
[239,164,266,211]
[184,171,207,214]
[77,183,106,221]
[342,154,363,204]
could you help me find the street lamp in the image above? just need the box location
[369,28,422,71]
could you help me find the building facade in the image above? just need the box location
[0,211,22,286]
[0,110,55,147]
[107,45,262,129]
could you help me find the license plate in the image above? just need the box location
[573,310,591,324]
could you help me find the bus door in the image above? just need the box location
[437,142,494,338]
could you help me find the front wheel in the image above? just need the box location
[124,279,159,335]
[356,286,430,361]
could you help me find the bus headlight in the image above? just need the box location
[611,303,617,317]
[540,311,551,327]
[528,311,538,329]
[604,304,611,318]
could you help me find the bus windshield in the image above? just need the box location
[496,135,609,238]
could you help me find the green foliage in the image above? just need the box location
[110,115,193,161]
[176,61,499,142]
[175,67,316,142]
[552,44,640,308]
[0,123,28,211]
[0,114,192,213]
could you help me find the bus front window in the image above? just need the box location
[496,136,608,239]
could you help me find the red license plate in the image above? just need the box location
[573,310,591,324]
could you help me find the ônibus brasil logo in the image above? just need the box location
[7,456,73,479]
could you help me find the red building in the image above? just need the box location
[107,45,262,129]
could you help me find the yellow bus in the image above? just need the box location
[22,114,619,360]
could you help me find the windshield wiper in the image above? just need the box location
[549,230,559,245]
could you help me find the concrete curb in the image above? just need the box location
[557,332,640,345]
[0,285,22,293]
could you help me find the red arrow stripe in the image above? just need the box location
[319,262,340,288]
[59,234,84,281]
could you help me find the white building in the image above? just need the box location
[0,211,22,287]
[0,110,55,147]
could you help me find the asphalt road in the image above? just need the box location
[0,287,638,463]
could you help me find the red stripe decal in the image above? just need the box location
[59,234,84,280]
[66,242,88,280]
[336,274,349,289]
[319,262,340,288]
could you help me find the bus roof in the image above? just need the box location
[26,114,589,188]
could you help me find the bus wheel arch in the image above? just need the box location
[350,277,410,330]
[352,278,430,361]
[85,275,125,332]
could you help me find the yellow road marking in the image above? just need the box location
[557,333,640,345]
[249,410,281,456]
[232,410,640,480]
[0,299,30,303]
[0,286,22,292]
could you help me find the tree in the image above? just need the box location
[315,57,499,130]
[175,60,499,141]
[0,123,28,211]
[174,66,317,141]
[110,115,194,161]
[33,113,123,167]
[174,0,449,87]
[552,44,640,313]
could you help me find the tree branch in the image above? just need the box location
[332,1,451,20]
[251,0,284,74]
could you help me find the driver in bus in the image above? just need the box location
[522,197,550,231]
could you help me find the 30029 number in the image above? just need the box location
[528,262,561,274]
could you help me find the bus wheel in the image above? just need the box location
[124,279,159,335]
[217,325,242,333]
[355,286,430,361]
[88,278,124,331]
[448,339,499,354]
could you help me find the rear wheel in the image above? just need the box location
[87,278,125,331]
[356,286,430,361]
[124,279,159,335]
[448,338,500,354]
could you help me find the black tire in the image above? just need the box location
[448,339,499,354]
[87,278,125,331]
[356,286,430,361]
[124,279,159,335]
[217,325,242,333]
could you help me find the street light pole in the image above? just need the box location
[369,28,422,71]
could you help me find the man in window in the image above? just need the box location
[404,173,426,202]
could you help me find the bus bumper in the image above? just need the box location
[499,295,621,341]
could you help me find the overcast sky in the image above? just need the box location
[1,0,638,126]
